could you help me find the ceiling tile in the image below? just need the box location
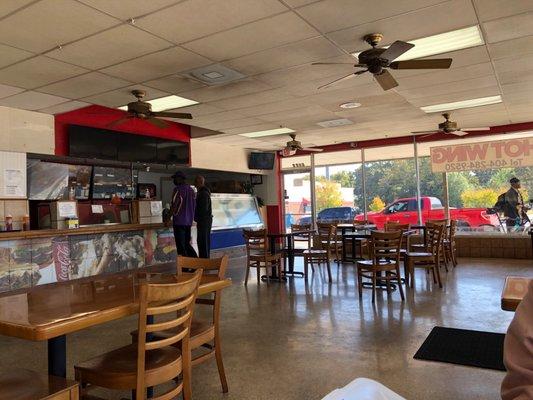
[0,43,34,69]
[166,103,224,116]
[0,0,34,18]
[0,84,25,99]
[37,72,131,98]
[192,111,248,124]
[208,88,296,110]
[327,0,477,53]
[408,86,501,107]
[179,79,273,103]
[144,75,206,94]
[183,12,319,61]
[221,123,280,135]
[0,56,88,89]
[397,75,499,99]
[100,46,211,82]
[45,25,172,69]
[493,54,533,75]
[136,0,288,44]
[225,37,344,76]
[78,0,178,19]
[0,0,119,53]
[284,0,320,7]
[297,0,444,33]
[483,12,533,44]
[256,104,333,123]
[237,98,314,117]
[488,35,533,60]
[39,100,90,114]
[0,91,70,110]
[81,85,169,107]
[285,72,375,96]
[202,117,265,130]
[473,0,533,22]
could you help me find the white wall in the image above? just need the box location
[190,139,256,174]
[0,106,54,154]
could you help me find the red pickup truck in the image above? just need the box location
[355,196,499,230]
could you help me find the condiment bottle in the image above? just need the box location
[5,214,13,231]
[22,214,30,231]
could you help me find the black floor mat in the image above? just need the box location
[414,326,506,371]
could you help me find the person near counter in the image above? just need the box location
[194,175,213,258]
[170,171,198,257]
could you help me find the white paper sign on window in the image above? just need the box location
[430,138,533,173]
[91,204,104,214]
[58,201,77,218]
[150,201,162,216]
[4,168,24,197]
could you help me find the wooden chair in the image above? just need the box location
[443,219,458,267]
[74,270,202,400]
[242,229,282,285]
[291,223,312,253]
[384,222,411,258]
[302,225,334,283]
[352,219,370,257]
[317,222,342,263]
[0,369,79,400]
[404,223,445,289]
[356,230,405,303]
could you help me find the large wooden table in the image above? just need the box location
[501,276,531,311]
[0,267,231,377]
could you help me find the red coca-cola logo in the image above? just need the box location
[53,239,70,282]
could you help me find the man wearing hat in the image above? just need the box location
[170,171,197,257]
[503,177,530,229]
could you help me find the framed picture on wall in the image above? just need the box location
[250,174,263,185]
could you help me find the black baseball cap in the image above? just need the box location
[171,171,186,180]
[510,177,520,184]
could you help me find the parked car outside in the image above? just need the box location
[298,206,360,226]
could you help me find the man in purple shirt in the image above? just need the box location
[170,171,197,257]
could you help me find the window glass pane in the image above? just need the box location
[281,155,311,170]
[283,172,312,232]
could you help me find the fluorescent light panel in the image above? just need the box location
[239,127,295,138]
[118,95,198,112]
[420,95,502,113]
[352,26,484,62]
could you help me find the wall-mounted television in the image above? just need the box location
[28,160,92,200]
[68,125,190,164]
[249,152,275,170]
[92,166,134,199]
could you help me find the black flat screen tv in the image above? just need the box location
[117,134,157,163]
[249,152,275,170]
[157,140,189,164]
[69,125,119,160]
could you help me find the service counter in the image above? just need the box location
[0,223,176,294]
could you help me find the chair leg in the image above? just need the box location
[304,257,309,279]
[214,332,228,393]
[431,265,437,283]
[244,263,250,286]
[396,266,405,301]
[435,264,442,288]
[326,257,332,283]
[404,258,409,287]
[408,260,415,288]
[256,265,261,284]
[385,272,391,295]
[371,271,377,303]
[356,265,363,299]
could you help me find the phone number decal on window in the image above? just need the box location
[443,158,524,172]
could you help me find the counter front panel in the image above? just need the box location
[0,226,176,293]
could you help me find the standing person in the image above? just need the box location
[502,177,530,230]
[194,175,213,258]
[170,171,197,257]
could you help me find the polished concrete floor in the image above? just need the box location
[1,257,531,399]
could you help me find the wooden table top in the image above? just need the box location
[0,368,78,400]
[501,276,531,311]
[0,269,231,341]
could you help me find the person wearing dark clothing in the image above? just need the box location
[502,177,530,230]
[194,175,213,258]
[171,171,198,257]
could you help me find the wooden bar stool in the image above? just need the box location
[0,369,79,400]
[74,270,202,400]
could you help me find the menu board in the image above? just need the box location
[92,166,134,199]
[28,160,91,200]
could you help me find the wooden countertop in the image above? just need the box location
[0,264,232,341]
[501,276,532,311]
[0,223,168,240]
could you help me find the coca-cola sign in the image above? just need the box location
[53,238,70,282]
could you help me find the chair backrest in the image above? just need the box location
[425,222,445,257]
[384,221,410,232]
[291,223,312,245]
[136,270,202,400]
[369,230,402,264]
[242,229,268,256]
[448,219,457,241]
[314,223,335,250]
[177,255,228,279]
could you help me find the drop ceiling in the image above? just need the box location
[0,0,531,150]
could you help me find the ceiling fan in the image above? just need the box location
[106,90,193,128]
[281,134,323,156]
[312,33,452,91]
[411,113,489,137]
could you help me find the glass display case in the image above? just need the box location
[211,193,263,230]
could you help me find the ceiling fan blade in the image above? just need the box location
[106,115,133,128]
[302,147,323,152]
[312,62,365,66]
[451,130,469,137]
[374,70,398,91]
[380,40,415,62]
[461,127,490,131]
[411,130,439,135]
[146,117,169,129]
[152,111,193,119]
[389,58,452,70]
[317,71,362,90]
